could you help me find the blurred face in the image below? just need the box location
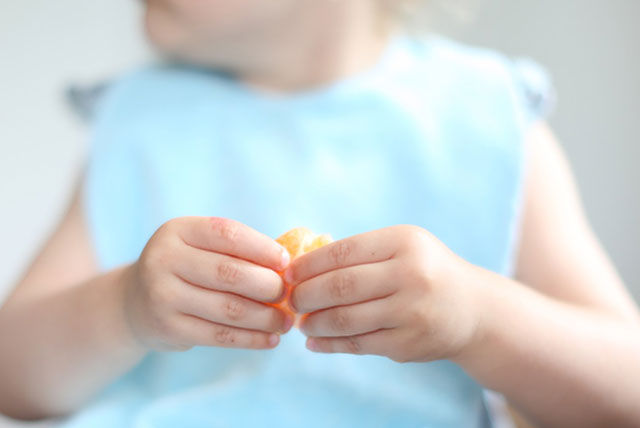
[144,0,303,65]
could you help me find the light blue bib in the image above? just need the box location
[67,34,552,428]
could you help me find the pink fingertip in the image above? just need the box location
[282,314,294,333]
[268,334,280,347]
[306,338,319,352]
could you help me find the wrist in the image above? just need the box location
[113,264,149,356]
[448,262,497,367]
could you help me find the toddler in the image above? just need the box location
[1,1,639,427]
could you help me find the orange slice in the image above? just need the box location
[277,227,333,260]
[274,227,333,326]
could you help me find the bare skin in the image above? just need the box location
[0,3,389,419]
[144,0,394,92]
[1,1,639,426]
[0,197,292,419]
[287,124,640,427]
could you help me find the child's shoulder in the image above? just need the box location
[423,36,511,70]
[414,36,540,84]
[90,64,230,123]
[407,35,555,125]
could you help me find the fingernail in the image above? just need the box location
[280,247,290,270]
[306,338,319,352]
[282,314,294,333]
[268,334,280,347]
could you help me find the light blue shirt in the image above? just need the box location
[65,34,552,428]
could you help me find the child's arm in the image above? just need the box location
[0,187,291,420]
[287,123,640,427]
[455,123,640,427]
[0,187,142,420]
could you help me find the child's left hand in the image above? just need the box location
[285,225,482,363]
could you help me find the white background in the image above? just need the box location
[0,0,639,425]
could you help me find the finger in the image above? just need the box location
[284,227,403,285]
[291,262,397,313]
[176,314,280,350]
[175,246,286,303]
[177,286,293,334]
[306,328,396,356]
[177,217,289,271]
[300,297,396,337]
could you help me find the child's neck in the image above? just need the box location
[227,4,396,94]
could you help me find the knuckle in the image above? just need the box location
[330,308,351,333]
[345,336,363,354]
[222,296,247,322]
[156,218,178,237]
[328,270,357,301]
[210,217,239,246]
[329,240,354,267]
[269,309,284,332]
[414,262,437,292]
[216,261,242,285]
[398,257,435,294]
[140,245,166,273]
[262,274,284,302]
[408,305,427,328]
[213,326,237,346]
[399,225,429,247]
[140,238,180,276]
[155,219,187,245]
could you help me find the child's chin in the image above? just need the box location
[144,5,186,54]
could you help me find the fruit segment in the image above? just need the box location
[275,227,333,326]
[305,234,333,253]
[276,227,333,259]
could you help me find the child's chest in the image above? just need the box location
[134,99,522,274]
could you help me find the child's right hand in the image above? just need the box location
[123,217,292,352]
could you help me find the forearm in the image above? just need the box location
[454,266,640,428]
[0,265,146,420]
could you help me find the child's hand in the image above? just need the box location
[286,225,481,363]
[124,217,293,352]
